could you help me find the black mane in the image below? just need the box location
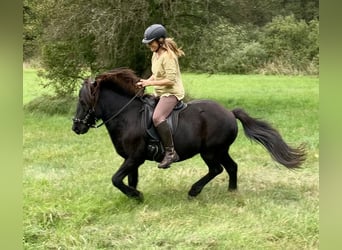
[81,67,145,108]
[94,67,143,97]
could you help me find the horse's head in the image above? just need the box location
[72,68,143,134]
[72,79,98,134]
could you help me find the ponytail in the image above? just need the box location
[161,38,185,58]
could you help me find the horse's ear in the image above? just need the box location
[90,79,99,96]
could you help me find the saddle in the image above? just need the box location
[140,95,187,161]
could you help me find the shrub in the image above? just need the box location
[185,23,267,74]
[24,94,77,115]
[259,15,319,74]
[221,41,268,74]
[38,39,95,97]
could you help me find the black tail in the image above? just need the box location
[232,108,306,168]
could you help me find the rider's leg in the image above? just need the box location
[153,95,179,169]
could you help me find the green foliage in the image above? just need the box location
[185,24,268,74]
[23,0,41,60]
[38,39,95,97]
[259,15,319,74]
[33,0,151,96]
[23,0,319,97]
[186,15,318,75]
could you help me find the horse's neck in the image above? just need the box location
[97,90,140,120]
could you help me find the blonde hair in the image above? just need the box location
[160,37,185,58]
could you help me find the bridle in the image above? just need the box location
[72,87,144,129]
[72,108,97,128]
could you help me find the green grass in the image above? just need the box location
[23,69,77,115]
[23,69,319,249]
[23,68,50,105]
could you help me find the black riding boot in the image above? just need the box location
[156,120,179,169]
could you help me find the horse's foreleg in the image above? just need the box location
[112,158,144,201]
[188,153,223,197]
[128,168,138,189]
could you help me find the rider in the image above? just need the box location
[137,24,185,169]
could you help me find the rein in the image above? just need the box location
[95,87,144,128]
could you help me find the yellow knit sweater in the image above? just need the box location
[151,51,185,100]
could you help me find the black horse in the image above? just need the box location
[72,68,306,200]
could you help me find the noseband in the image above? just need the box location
[72,108,97,128]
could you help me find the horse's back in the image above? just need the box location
[175,99,238,155]
[188,99,237,136]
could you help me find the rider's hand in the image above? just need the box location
[137,79,149,88]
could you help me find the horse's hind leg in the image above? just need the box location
[220,151,238,191]
[188,152,223,197]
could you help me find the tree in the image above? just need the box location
[260,15,319,71]
[23,0,42,60]
[24,0,319,97]
[37,0,151,96]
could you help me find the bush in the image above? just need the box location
[221,41,268,74]
[183,15,318,75]
[185,24,267,74]
[38,39,95,97]
[259,15,319,74]
[24,94,77,115]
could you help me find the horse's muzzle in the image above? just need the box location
[72,123,89,135]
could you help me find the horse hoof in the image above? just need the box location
[129,192,144,202]
[135,193,144,202]
[188,189,201,198]
[187,194,196,200]
[188,186,202,197]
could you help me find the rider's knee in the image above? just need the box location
[152,115,164,127]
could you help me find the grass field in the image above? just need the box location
[23,69,319,249]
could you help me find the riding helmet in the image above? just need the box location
[142,24,167,44]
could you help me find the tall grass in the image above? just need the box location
[23,69,319,249]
